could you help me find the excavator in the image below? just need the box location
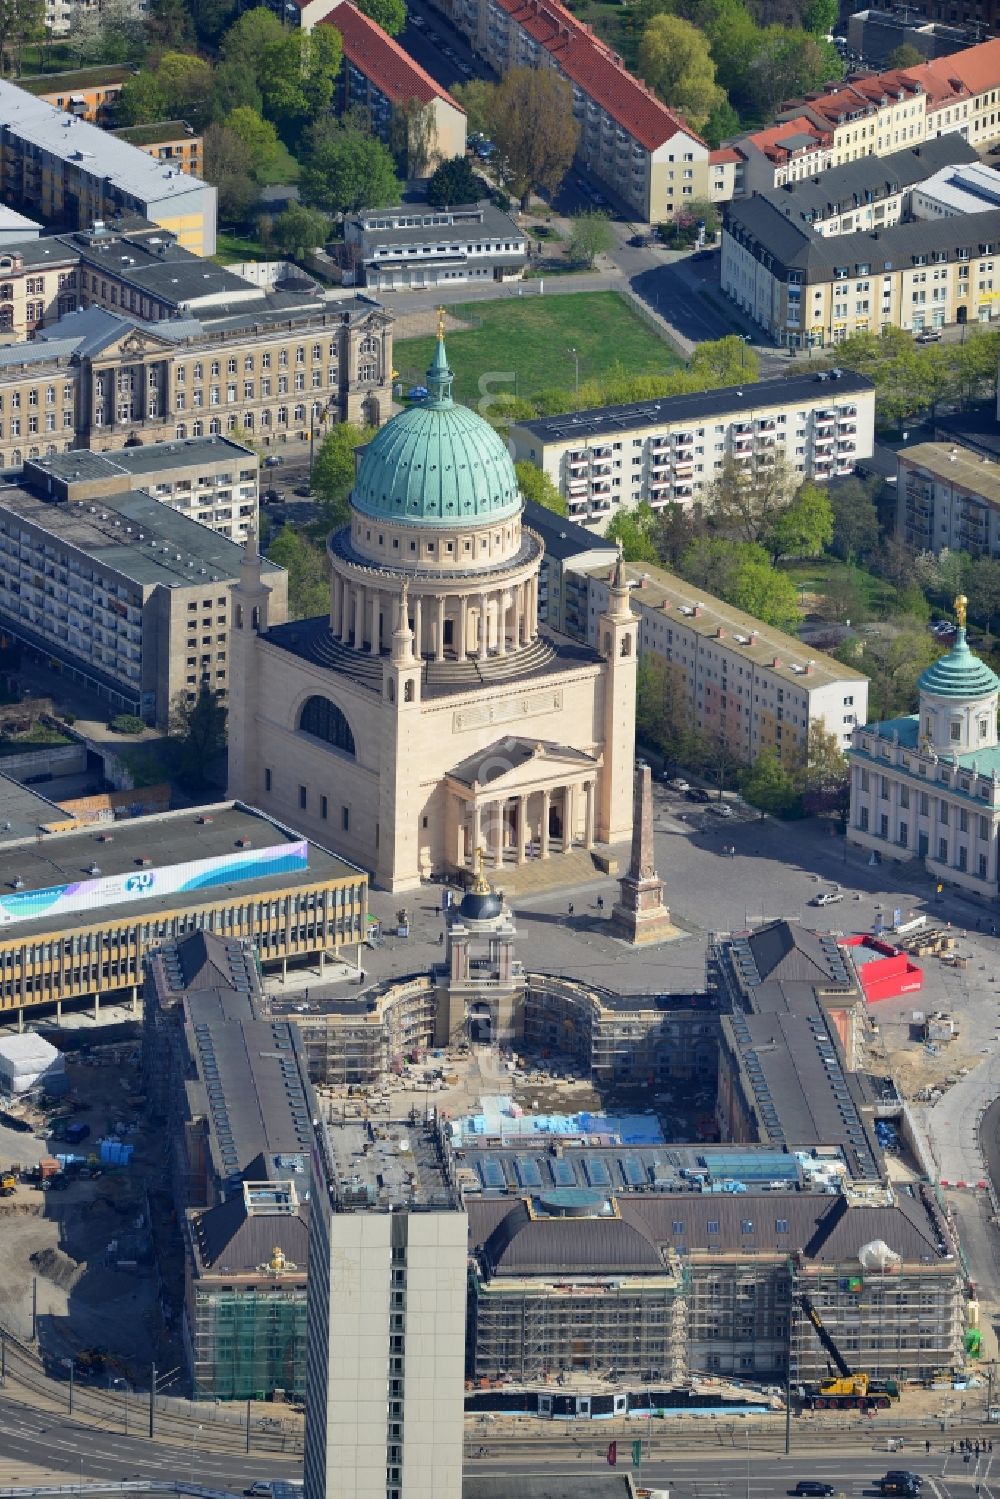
[797,1293,901,1411]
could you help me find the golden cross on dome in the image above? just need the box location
[955,594,968,630]
[436,306,446,340]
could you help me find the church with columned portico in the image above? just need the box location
[226,328,636,891]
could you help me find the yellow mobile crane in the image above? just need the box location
[798,1294,901,1411]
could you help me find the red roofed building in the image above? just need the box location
[426,0,737,220]
[733,117,834,196]
[320,1,467,176]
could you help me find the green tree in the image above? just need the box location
[689,334,758,386]
[515,461,566,516]
[312,421,377,529]
[638,13,725,131]
[224,107,284,180]
[300,119,401,214]
[822,567,868,624]
[490,66,579,209]
[568,210,614,268]
[427,154,480,208]
[763,482,833,563]
[740,748,801,816]
[270,202,329,256]
[728,558,800,630]
[703,98,740,150]
[267,525,329,619]
[801,0,837,33]
[606,503,659,563]
[117,68,168,124]
[653,500,707,567]
[356,0,406,33]
[797,720,850,817]
[261,26,343,136]
[829,477,879,563]
[169,685,228,789]
[389,96,438,178]
[679,536,764,596]
[700,0,762,101]
[636,652,691,757]
[841,622,940,721]
[153,50,216,129]
[746,26,842,117]
[147,0,195,50]
[0,0,42,74]
[213,58,263,118]
[886,42,924,68]
[966,555,1000,632]
[220,6,285,76]
[203,124,259,221]
[706,453,797,543]
[450,79,495,137]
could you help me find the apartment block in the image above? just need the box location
[733,118,834,199]
[421,0,736,221]
[26,434,259,542]
[508,372,876,525]
[580,562,869,767]
[344,200,527,290]
[0,466,286,723]
[0,289,392,473]
[747,136,976,238]
[304,1116,466,1499]
[897,440,1000,555]
[324,1,466,175]
[521,499,616,636]
[723,199,1000,346]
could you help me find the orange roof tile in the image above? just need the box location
[918,36,1000,96]
[321,1,465,111]
[743,115,831,162]
[493,0,704,152]
[709,146,741,164]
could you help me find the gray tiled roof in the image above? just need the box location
[759,133,977,224]
[194,1192,310,1272]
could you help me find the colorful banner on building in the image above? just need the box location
[0,839,310,927]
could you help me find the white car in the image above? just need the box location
[810,890,844,906]
[711,802,734,818]
[668,777,690,792]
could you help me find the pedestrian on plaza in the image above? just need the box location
[568,903,574,916]
[438,932,444,945]
[597,896,604,911]
[435,904,441,917]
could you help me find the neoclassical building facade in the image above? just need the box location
[848,596,1000,899]
[227,333,637,891]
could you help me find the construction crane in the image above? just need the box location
[797,1293,900,1411]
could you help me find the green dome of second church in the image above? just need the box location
[352,333,521,528]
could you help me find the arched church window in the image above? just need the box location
[299,695,356,757]
[620,633,632,657]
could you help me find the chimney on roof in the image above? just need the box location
[772,656,782,668]
[693,602,703,617]
[717,626,726,639]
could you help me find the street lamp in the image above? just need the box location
[566,347,580,395]
[740,333,751,373]
[61,1356,74,1415]
[110,1375,130,1434]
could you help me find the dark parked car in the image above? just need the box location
[686,787,711,803]
[293,485,312,498]
[791,1484,835,1497]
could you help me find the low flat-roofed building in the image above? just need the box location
[0,771,66,840]
[911,159,1000,217]
[897,440,1000,554]
[0,801,367,1021]
[25,434,259,542]
[344,200,527,291]
[112,122,202,178]
[18,65,134,121]
[0,80,216,256]
[323,1,466,176]
[579,561,869,768]
[508,373,876,525]
[0,472,284,723]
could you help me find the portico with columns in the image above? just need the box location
[227,324,636,891]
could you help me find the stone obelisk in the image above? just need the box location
[611,760,675,944]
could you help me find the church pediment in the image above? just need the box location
[92,326,176,364]
[446,737,598,794]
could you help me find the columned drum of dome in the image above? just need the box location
[227,327,637,892]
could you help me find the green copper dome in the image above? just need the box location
[352,335,520,527]
[918,627,1000,700]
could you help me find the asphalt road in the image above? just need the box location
[0,1392,302,1486]
[465,1440,997,1497]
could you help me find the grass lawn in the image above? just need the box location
[394,291,681,404]
[258,142,301,187]
[780,557,897,618]
[214,231,272,265]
